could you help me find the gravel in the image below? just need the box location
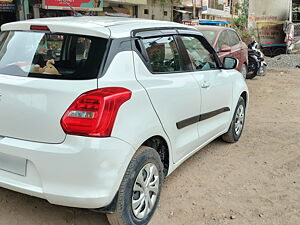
[265,54,300,68]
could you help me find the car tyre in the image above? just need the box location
[222,97,246,143]
[106,146,164,225]
[246,57,259,79]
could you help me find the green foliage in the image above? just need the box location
[231,0,249,30]
[230,0,254,40]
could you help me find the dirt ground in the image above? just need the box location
[0,68,299,225]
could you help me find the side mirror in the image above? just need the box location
[220,45,231,52]
[223,57,238,70]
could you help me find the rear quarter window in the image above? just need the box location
[200,30,217,46]
[217,30,229,51]
[228,30,241,46]
[0,31,108,80]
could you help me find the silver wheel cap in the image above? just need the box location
[234,105,245,136]
[132,163,159,219]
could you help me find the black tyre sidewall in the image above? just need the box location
[119,148,164,225]
[246,57,259,79]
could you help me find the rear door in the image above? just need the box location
[0,30,107,143]
[178,34,233,143]
[133,32,201,163]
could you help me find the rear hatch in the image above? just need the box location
[0,25,109,143]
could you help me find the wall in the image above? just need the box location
[249,0,290,24]
[248,0,291,45]
[138,0,172,21]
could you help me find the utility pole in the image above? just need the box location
[289,0,293,22]
[229,0,234,19]
[193,0,197,19]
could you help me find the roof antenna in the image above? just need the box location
[61,0,83,17]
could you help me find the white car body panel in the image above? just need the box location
[1,17,111,39]
[0,17,249,209]
[133,52,201,163]
[100,51,170,151]
[0,135,135,208]
[193,69,233,142]
[1,17,192,39]
[0,75,97,143]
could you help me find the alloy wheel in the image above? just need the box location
[234,104,245,136]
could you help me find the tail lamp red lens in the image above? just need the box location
[61,87,132,137]
[30,25,50,31]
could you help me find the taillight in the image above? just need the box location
[61,87,132,137]
[30,25,50,31]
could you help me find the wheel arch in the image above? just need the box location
[142,135,170,177]
[241,91,248,107]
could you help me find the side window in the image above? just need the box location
[76,37,91,61]
[217,31,229,51]
[228,30,240,47]
[180,36,217,71]
[141,36,182,73]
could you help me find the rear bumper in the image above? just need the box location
[0,135,135,208]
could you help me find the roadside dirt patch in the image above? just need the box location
[0,68,299,225]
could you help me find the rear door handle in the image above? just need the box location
[201,82,210,88]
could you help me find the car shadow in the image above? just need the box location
[0,138,226,225]
[0,187,110,225]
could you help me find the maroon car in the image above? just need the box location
[196,25,248,78]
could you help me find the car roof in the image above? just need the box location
[195,25,232,32]
[1,16,194,39]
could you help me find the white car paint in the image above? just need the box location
[0,17,249,209]
[133,52,202,163]
[194,69,233,142]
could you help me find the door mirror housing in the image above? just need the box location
[223,57,238,70]
[220,45,231,52]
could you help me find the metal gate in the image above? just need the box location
[294,23,300,41]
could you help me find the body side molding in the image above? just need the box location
[176,107,230,129]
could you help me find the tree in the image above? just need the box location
[231,0,249,30]
[231,0,254,39]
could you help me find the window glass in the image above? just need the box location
[0,31,107,79]
[180,36,217,71]
[228,30,240,46]
[142,36,182,72]
[37,34,64,61]
[217,30,229,51]
[200,30,217,46]
[76,37,91,61]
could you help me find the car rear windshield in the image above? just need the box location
[200,30,217,45]
[0,31,108,79]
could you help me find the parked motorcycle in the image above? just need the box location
[246,40,267,79]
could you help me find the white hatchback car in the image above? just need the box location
[0,17,248,225]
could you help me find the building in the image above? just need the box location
[248,0,300,55]
[0,0,17,26]
[248,0,290,27]
[0,0,246,27]
[0,0,152,23]
[248,0,300,25]
[203,0,231,20]
[173,0,244,22]
[138,0,173,21]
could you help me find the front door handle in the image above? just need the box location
[201,82,210,88]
